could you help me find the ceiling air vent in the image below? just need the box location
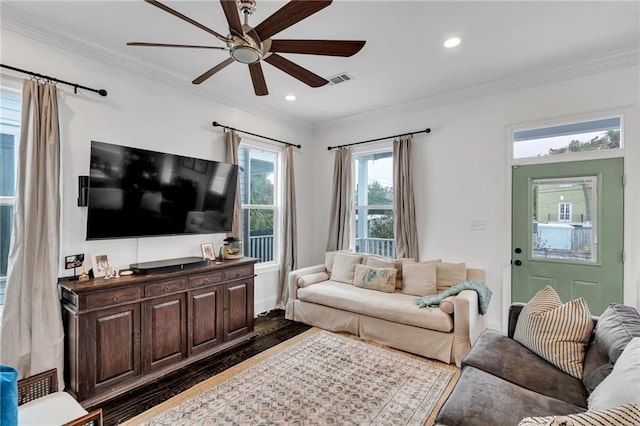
[328,73,354,85]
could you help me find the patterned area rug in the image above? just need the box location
[123,329,458,425]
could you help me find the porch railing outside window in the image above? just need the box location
[356,238,396,258]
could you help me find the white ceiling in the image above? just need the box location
[2,1,639,127]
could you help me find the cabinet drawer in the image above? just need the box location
[189,272,223,288]
[222,265,253,281]
[85,286,143,309]
[145,278,187,297]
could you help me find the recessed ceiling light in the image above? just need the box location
[444,37,461,48]
[285,94,296,101]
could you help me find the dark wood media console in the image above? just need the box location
[59,257,258,407]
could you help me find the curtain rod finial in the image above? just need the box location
[212,121,219,127]
[98,89,107,97]
[425,128,431,133]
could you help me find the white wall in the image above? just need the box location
[311,65,640,331]
[1,29,316,314]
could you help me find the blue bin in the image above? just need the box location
[1,365,18,426]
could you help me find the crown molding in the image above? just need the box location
[315,46,640,132]
[0,4,315,135]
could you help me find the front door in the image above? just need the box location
[511,158,624,315]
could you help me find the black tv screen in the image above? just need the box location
[86,141,238,240]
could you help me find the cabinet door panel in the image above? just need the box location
[225,280,253,340]
[143,294,187,372]
[92,304,141,392]
[189,286,223,355]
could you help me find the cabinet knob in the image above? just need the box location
[235,273,240,278]
[163,286,169,293]
[203,279,209,284]
[112,296,119,303]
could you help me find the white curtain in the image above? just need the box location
[0,80,65,386]
[276,146,297,309]
[326,148,353,251]
[393,135,419,259]
[225,130,242,239]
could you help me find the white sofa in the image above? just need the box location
[285,252,487,366]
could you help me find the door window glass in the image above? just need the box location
[531,176,597,263]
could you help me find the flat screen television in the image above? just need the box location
[86,141,238,240]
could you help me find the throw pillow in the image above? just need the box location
[513,286,594,379]
[401,262,437,296]
[324,250,348,273]
[366,256,404,289]
[330,252,363,284]
[0,365,18,426]
[588,337,640,412]
[582,304,640,393]
[353,265,397,293]
[517,403,640,426]
[435,262,467,292]
[297,272,330,288]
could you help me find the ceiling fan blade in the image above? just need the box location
[270,39,365,57]
[264,53,328,88]
[248,63,268,96]
[127,42,227,50]
[220,0,244,38]
[145,0,229,42]
[255,0,332,41]
[192,58,235,84]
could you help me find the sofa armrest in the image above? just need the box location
[451,290,487,366]
[285,264,328,320]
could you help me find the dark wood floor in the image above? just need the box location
[91,310,311,426]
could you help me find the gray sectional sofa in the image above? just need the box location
[435,303,640,425]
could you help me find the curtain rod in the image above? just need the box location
[212,121,301,149]
[327,128,431,150]
[0,64,108,97]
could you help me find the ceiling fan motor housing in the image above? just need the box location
[238,0,257,16]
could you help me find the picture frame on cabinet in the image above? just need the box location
[201,243,215,260]
[91,253,110,278]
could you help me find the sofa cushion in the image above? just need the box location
[513,286,593,379]
[330,252,363,284]
[297,272,330,288]
[325,250,351,273]
[353,265,396,293]
[588,337,640,412]
[463,329,589,408]
[582,304,640,393]
[435,262,466,291]
[518,403,640,426]
[297,281,453,332]
[435,366,585,426]
[401,262,437,296]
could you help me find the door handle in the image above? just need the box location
[514,260,522,266]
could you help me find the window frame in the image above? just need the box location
[238,139,282,267]
[351,143,395,257]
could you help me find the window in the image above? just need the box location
[0,89,21,307]
[558,202,572,222]
[353,149,395,257]
[513,116,621,160]
[238,143,280,264]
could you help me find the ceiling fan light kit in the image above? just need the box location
[129,0,365,96]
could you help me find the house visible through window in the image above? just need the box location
[0,89,21,307]
[238,143,280,264]
[353,150,395,257]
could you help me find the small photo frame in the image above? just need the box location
[201,243,215,260]
[91,253,110,278]
[65,253,84,270]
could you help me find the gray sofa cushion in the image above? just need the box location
[462,329,589,408]
[582,303,640,393]
[435,367,585,426]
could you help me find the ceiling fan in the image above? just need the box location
[127,0,366,96]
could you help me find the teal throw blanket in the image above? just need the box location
[415,280,492,315]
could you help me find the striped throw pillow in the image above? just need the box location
[517,403,640,426]
[514,286,593,379]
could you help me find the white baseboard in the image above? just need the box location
[254,296,278,316]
